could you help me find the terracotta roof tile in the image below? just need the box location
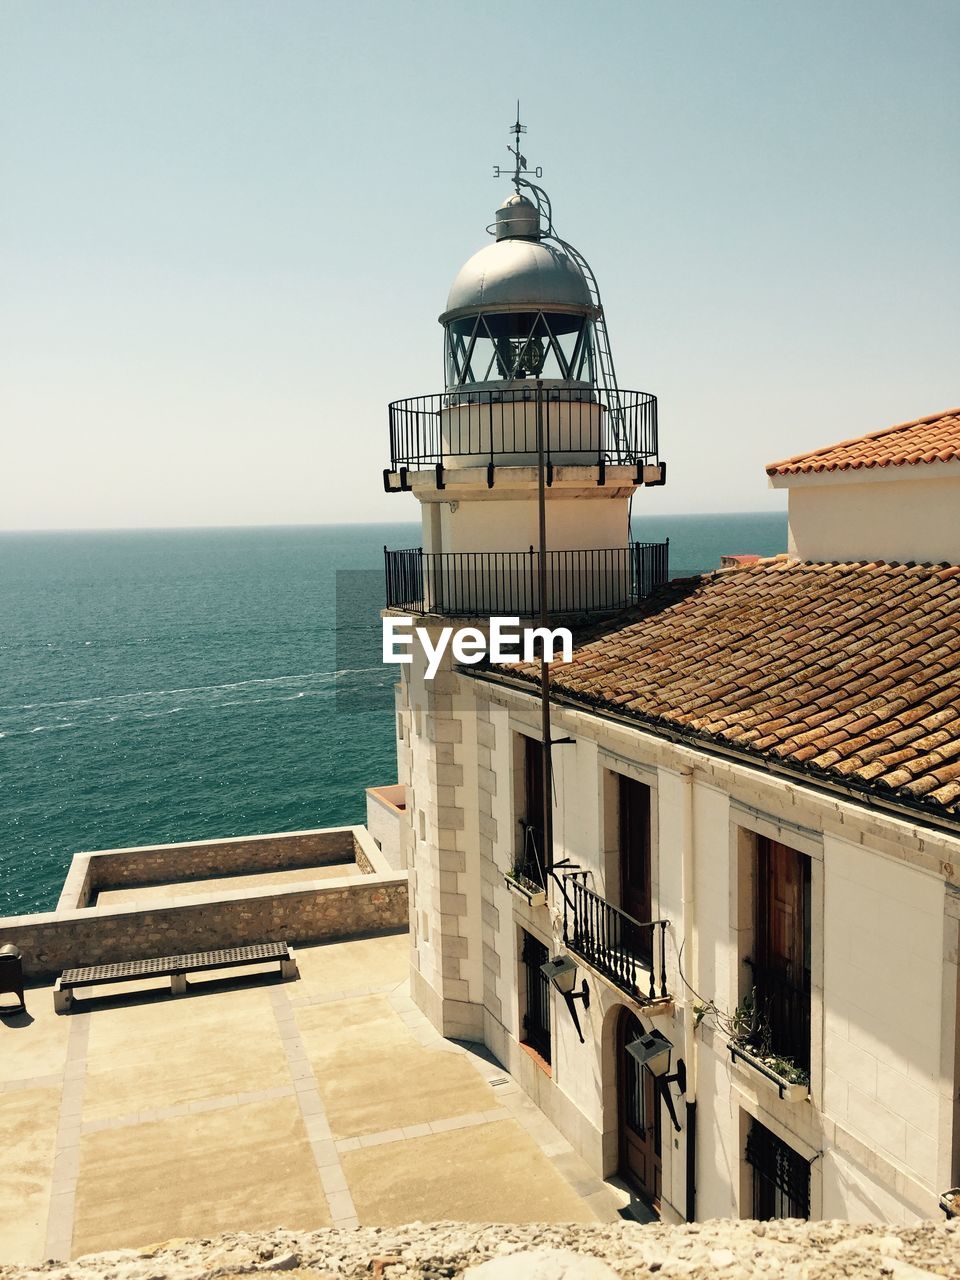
[766,409,960,476]
[497,559,960,820]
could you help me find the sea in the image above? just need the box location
[0,512,786,914]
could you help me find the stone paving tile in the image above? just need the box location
[303,1114,333,1142]
[0,1085,63,1265]
[358,1128,404,1147]
[428,1114,473,1134]
[310,1139,340,1168]
[342,1118,598,1226]
[319,1165,349,1195]
[73,1096,330,1255]
[268,986,356,1228]
[44,1012,90,1261]
[1,1072,63,1093]
[324,1190,357,1222]
[401,1123,431,1139]
[0,1001,71,1090]
[82,986,290,1120]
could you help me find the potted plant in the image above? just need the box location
[696,992,810,1103]
[728,1040,810,1102]
[939,1189,960,1220]
[504,828,547,907]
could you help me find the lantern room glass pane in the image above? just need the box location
[445,311,593,388]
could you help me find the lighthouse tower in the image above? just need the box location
[382,119,666,1039]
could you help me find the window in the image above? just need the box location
[619,775,653,962]
[520,930,551,1065]
[746,1118,810,1219]
[752,836,811,1073]
[518,735,547,888]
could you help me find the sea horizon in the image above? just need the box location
[0,512,787,914]
[0,508,785,537]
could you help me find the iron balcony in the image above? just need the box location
[563,873,670,1006]
[383,541,669,619]
[386,387,659,473]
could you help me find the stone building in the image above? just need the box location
[380,149,960,1224]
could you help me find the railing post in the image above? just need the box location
[489,391,495,471]
[659,921,668,999]
[440,391,448,473]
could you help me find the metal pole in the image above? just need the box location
[536,380,553,877]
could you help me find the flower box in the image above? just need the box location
[728,1041,809,1102]
[939,1189,960,1220]
[504,873,546,908]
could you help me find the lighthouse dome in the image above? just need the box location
[439,238,594,325]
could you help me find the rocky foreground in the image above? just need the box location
[4,1220,960,1280]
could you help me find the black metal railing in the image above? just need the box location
[563,873,669,1003]
[388,387,658,471]
[746,1119,811,1220]
[383,547,424,612]
[748,963,811,1074]
[383,541,669,618]
[521,930,552,1063]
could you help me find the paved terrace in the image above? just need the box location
[0,932,619,1264]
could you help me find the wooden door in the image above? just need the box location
[755,837,810,1069]
[618,1009,662,1209]
[619,776,652,962]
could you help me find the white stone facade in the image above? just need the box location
[769,461,960,565]
[394,648,960,1224]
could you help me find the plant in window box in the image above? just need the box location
[694,991,810,1102]
[504,826,547,907]
[939,1189,960,1220]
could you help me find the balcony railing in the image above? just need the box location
[747,960,811,1074]
[388,388,658,472]
[383,541,669,618]
[563,873,670,1004]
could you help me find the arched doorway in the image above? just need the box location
[617,1007,662,1210]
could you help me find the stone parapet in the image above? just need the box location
[2,874,408,978]
[58,826,375,909]
[0,826,407,978]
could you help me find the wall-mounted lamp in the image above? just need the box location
[540,955,590,1043]
[626,1027,686,1132]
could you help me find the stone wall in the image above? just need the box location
[59,827,365,908]
[4,1219,957,1279]
[4,874,408,978]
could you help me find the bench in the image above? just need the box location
[53,941,298,1013]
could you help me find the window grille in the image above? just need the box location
[746,1119,810,1220]
[520,931,551,1064]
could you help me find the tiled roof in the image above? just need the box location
[501,559,960,819]
[766,409,960,476]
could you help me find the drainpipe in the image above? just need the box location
[680,766,698,1222]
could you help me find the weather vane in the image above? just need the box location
[493,102,542,191]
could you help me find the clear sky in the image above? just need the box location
[2,0,957,530]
